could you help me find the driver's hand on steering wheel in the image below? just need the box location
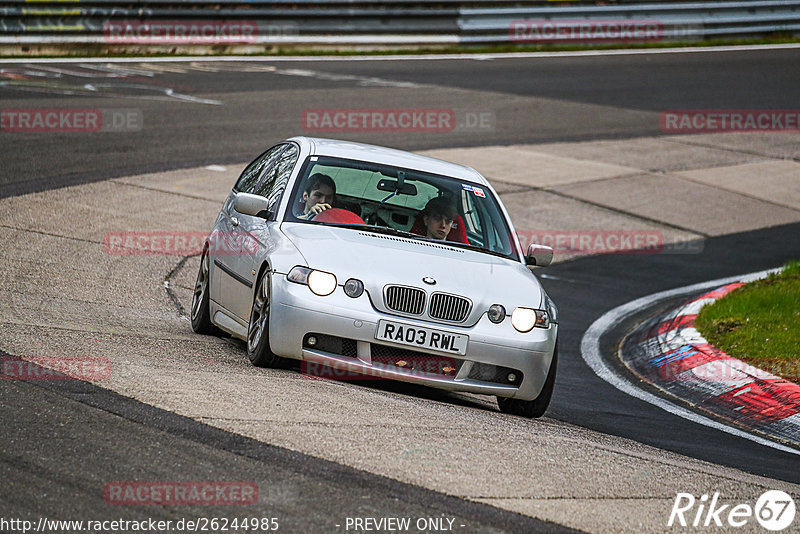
[308,203,332,217]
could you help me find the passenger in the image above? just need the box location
[421,197,458,240]
[297,173,336,219]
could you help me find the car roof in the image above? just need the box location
[287,136,489,186]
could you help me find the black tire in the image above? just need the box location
[497,344,558,418]
[190,250,219,335]
[246,269,282,368]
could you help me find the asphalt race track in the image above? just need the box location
[3,48,800,199]
[1,48,800,533]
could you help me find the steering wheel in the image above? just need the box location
[311,208,366,225]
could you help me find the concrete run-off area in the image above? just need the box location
[1,131,799,532]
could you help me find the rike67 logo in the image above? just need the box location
[668,490,796,531]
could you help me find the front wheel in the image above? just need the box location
[191,250,219,335]
[246,270,282,368]
[497,344,558,418]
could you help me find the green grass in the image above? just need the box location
[694,260,800,384]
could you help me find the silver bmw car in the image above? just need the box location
[191,137,558,417]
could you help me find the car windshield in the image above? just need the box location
[285,155,517,259]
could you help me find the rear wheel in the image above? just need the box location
[497,344,558,418]
[246,270,282,368]
[190,250,219,335]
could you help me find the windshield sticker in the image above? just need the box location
[461,184,486,198]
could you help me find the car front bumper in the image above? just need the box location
[269,275,557,401]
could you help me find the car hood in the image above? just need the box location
[281,223,543,323]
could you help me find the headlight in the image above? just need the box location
[343,278,364,298]
[487,304,506,323]
[511,307,549,332]
[307,270,337,296]
[287,266,337,296]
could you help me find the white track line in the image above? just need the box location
[1,43,800,64]
[580,268,800,456]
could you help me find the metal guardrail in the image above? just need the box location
[462,0,800,42]
[1,0,799,46]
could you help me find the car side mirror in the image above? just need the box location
[234,192,273,220]
[525,244,553,267]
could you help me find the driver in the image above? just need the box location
[297,173,336,219]
[421,197,458,240]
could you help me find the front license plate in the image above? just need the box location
[375,320,468,355]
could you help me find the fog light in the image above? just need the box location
[507,372,517,383]
[343,278,364,298]
[307,336,317,347]
[487,304,506,324]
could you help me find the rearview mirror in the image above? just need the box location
[376,179,417,196]
[234,192,273,219]
[525,244,553,267]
